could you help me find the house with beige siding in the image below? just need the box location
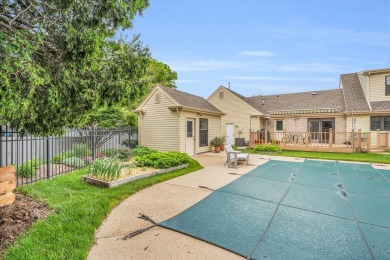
[208,86,347,146]
[134,85,224,155]
[208,68,390,151]
[343,69,390,147]
[137,68,389,154]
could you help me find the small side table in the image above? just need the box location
[227,151,241,168]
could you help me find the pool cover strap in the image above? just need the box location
[123,213,158,240]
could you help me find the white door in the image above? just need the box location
[226,123,235,145]
[186,119,195,155]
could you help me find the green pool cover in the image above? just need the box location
[159,160,390,259]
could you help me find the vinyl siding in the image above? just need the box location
[178,111,221,153]
[348,115,370,132]
[347,115,381,147]
[139,90,179,151]
[357,73,368,99]
[368,72,390,101]
[209,89,260,143]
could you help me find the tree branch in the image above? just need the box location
[8,3,32,27]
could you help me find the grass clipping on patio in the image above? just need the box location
[3,159,202,260]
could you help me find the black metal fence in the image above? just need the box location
[0,126,138,186]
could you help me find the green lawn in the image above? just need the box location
[248,149,390,164]
[4,160,202,260]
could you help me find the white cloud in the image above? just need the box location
[276,62,345,73]
[176,79,202,83]
[270,27,390,47]
[231,76,337,82]
[169,59,244,72]
[240,51,277,57]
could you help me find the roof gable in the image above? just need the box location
[361,68,390,76]
[135,85,179,111]
[340,73,370,112]
[208,86,262,114]
[159,85,223,114]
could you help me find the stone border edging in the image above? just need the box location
[82,163,189,188]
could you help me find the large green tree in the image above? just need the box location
[0,0,151,136]
[74,57,178,128]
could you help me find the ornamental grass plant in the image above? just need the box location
[89,157,126,181]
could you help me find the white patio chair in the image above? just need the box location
[224,143,249,167]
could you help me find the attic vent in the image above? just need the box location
[219,91,224,99]
[311,92,317,95]
[155,93,161,104]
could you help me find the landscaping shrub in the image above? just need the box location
[135,151,191,169]
[254,144,281,153]
[62,157,85,168]
[102,146,132,160]
[81,156,93,165]
[89,157,125,181]
[51,144,91,163]
[50,151,74,163]
[122,139,138,149]
[71,143,92,157]
[130,146,157,157]
[17,159,46,178]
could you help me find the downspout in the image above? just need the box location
[177,108,181,152]
[138,112,143,146]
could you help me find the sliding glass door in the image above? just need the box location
[308,118,335,143]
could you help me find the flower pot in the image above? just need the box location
[214,146,221,153]
[220,145,224,151]
[0,166,16,207]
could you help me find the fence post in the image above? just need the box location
[357,129,361,149]
[118,128,121,147]
[329,128,333,147]
[92,126,96,161]
[367,132,371,152]
[283,129,286,146]
[128,126,131,146]
[376,129,380,148]
[46,137,50,178]
[305,130,309,147]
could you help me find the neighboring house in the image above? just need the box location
[208,86,346,144]
[207,87,262,145]
[208,68,390,150]
[343,69,390,145]
[134,85,224,155]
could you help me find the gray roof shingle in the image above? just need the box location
[160,85,223,114]
[370,101,390,111]
[340,73,370,111]
[245,89,346,114]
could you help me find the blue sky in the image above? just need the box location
[129,0,390,98]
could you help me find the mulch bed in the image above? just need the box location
[0,192,49,255]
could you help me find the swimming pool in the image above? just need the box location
[160,159,390,259]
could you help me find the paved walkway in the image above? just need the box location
[88,153,287,259]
